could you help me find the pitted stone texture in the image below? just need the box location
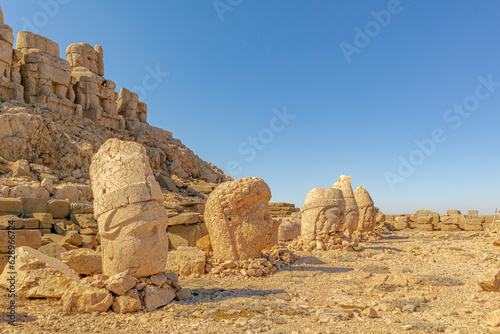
[354,186,377,233]
[62,281,113,313]
[333,175,359,233]
[205,177,279,261]
[89,139,169,277]
[301,187,345,242]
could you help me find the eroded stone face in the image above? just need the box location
[89,139,169,277]
[333,175,359,234]
[205,177,279,261]
[301,188,346,241]
[354,186,376,232]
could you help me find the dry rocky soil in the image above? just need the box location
[1,229,497,334]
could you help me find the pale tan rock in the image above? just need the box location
[487,310,500,327]
[61,248,102,276]
[0,230,42,252]
[143,285,175,311]
[177,246,206,277]
[105,270,137,295]
[205,177,279,261]
[112,288,142,313]
[0,246,79,298]
[61,281,113,313]
[301,187,345,242]
[362,307,378,318]
[47,199,70,218]
[478,269,500,292]
[354,186,377,233]
[38,243,67,260]
[196,234,212,251]
[333,175,358,233]
[62,230,83,246]
[0,197,23,215]
[278,215,301,242]
[89,139,169,277]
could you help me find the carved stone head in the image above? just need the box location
[205,177,279,261]
[354,186,376,232]
[301,188,345,241]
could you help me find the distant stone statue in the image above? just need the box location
[89,139,169,277]
[204,177,280,261]
[354,186,376,232]
[301,188,345,242]
[333,175,359,235]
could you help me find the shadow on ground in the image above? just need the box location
[188,288,285,303]
[0,312,37,325]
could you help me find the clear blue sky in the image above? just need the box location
[3,0,500,215]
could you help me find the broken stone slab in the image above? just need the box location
[62,230,83,246]
[0,229,42,252]
[47,199,70,218]
[176,246,206,278]
[38,243,68,260]
[22,197,48,214]
[157,174,178,193]
[0,197,23,215]
[32,213,53,229]
[61,281,113,313]
[167,212,200,226]
[105,270,137,295]
[167,222,207,249]
[70,213,97,229]
[61,248,102,276]
[0,246,79,298]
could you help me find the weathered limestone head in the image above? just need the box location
[0,5,14,78]
[117,87,147,122]
[354,186,376,232]
[89,139,169,277]
[301,188,345,241]
[333,175,359,234]
[205,177,279,261]
[66,43,104,76]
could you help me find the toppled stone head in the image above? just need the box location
[333,175,359,234]
[301,188,345,241]
[205,177,279,261]
[354,186,376,232]
[89,139,169,277]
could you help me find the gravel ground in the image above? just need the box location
[0,229,497,333]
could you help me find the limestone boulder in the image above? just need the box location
[112,289,142,313]
[0,246,79,298]
[61,281,113,313]
[143,285,175,311]
[177,246,206,277]
[38,243,67,260]
[61,248,102,276]
[278,215,301,242]
[105,270,137,295]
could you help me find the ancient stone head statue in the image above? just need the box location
[89,139,169,277]
[354,186,376,232]
[205,177,280,261]
[333,175,359,234]
[301,188,346,241]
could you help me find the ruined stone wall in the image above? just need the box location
[386,209,496,232]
